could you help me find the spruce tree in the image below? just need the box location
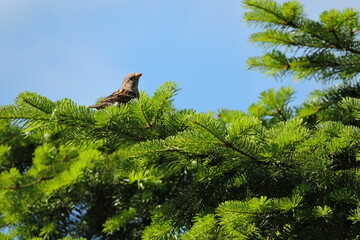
[0,0,359,239]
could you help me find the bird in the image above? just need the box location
[89,72,142,109]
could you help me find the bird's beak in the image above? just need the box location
[135,73,142,78]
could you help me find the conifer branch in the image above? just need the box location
[244,1,298,28]
[152,94,175,127]
[300,23,360,54]
[0,176,54,191]
[20,176,55,189]
[192,120,259,161]
[244,0,360,55]
[0,115,49,122]
[220,141,259,162]
[330,29,344,49]
[139,103,153,128]
[22,99,52,115]
[219,208,282,216]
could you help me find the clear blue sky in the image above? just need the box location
[0,0,359,112]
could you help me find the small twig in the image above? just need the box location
[1,176,54,191]
[192,121,260,162]
[139,103,152,128]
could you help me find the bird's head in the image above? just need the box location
[121,72,142,91]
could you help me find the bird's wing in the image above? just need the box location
[89,89,138,109]
[100,89,137,104]
[88,103,112,109]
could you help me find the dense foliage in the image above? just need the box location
[0,0,359,239]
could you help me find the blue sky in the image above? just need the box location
[0,0,359,112]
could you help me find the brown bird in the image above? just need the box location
[89,72,142,109]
